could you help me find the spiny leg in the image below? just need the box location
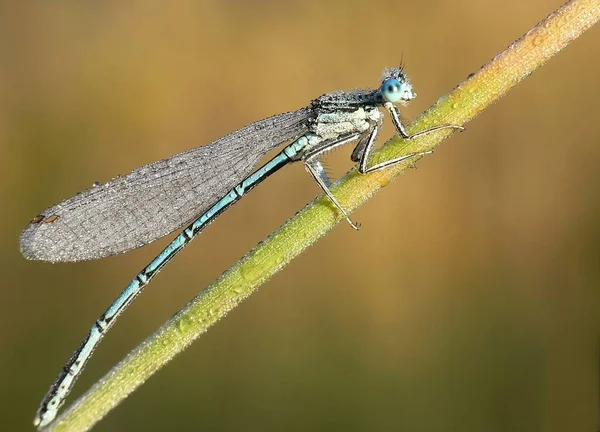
[351,113,383,164]
[305,159,360,230]
[302,134,361,230]
[357,103,463,174]
[357,121,431,174]
[386,101,464,140]
[308,156,331,188]
[356,115,429,174]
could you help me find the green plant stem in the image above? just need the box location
[47,0,599,430]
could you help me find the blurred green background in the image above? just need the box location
[2,1,599,431]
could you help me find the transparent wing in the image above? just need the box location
[20,109,310,262]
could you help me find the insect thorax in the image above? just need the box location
[310,106,381,142]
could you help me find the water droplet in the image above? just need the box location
[555,15,567,29]
[209,307,224,318]
[176,315,193,334]
[232,284,247,295]
[376,175,391,187]
[239,264,253,282]
[532,34,546,46]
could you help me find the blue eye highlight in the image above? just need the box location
[379,77,415,103]
[380,78,402,102]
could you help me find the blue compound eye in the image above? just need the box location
[380,78,415,103]
[380,78,402,102]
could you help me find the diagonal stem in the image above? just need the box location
[47,0,600,430]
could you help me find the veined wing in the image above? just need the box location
[20,109,310,262]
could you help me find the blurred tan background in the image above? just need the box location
[1,1,599,431]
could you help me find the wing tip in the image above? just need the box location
[19,219,74,263]
[20,218,118,263]
[20,223,53,262]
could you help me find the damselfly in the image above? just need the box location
[21,67,463,427]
